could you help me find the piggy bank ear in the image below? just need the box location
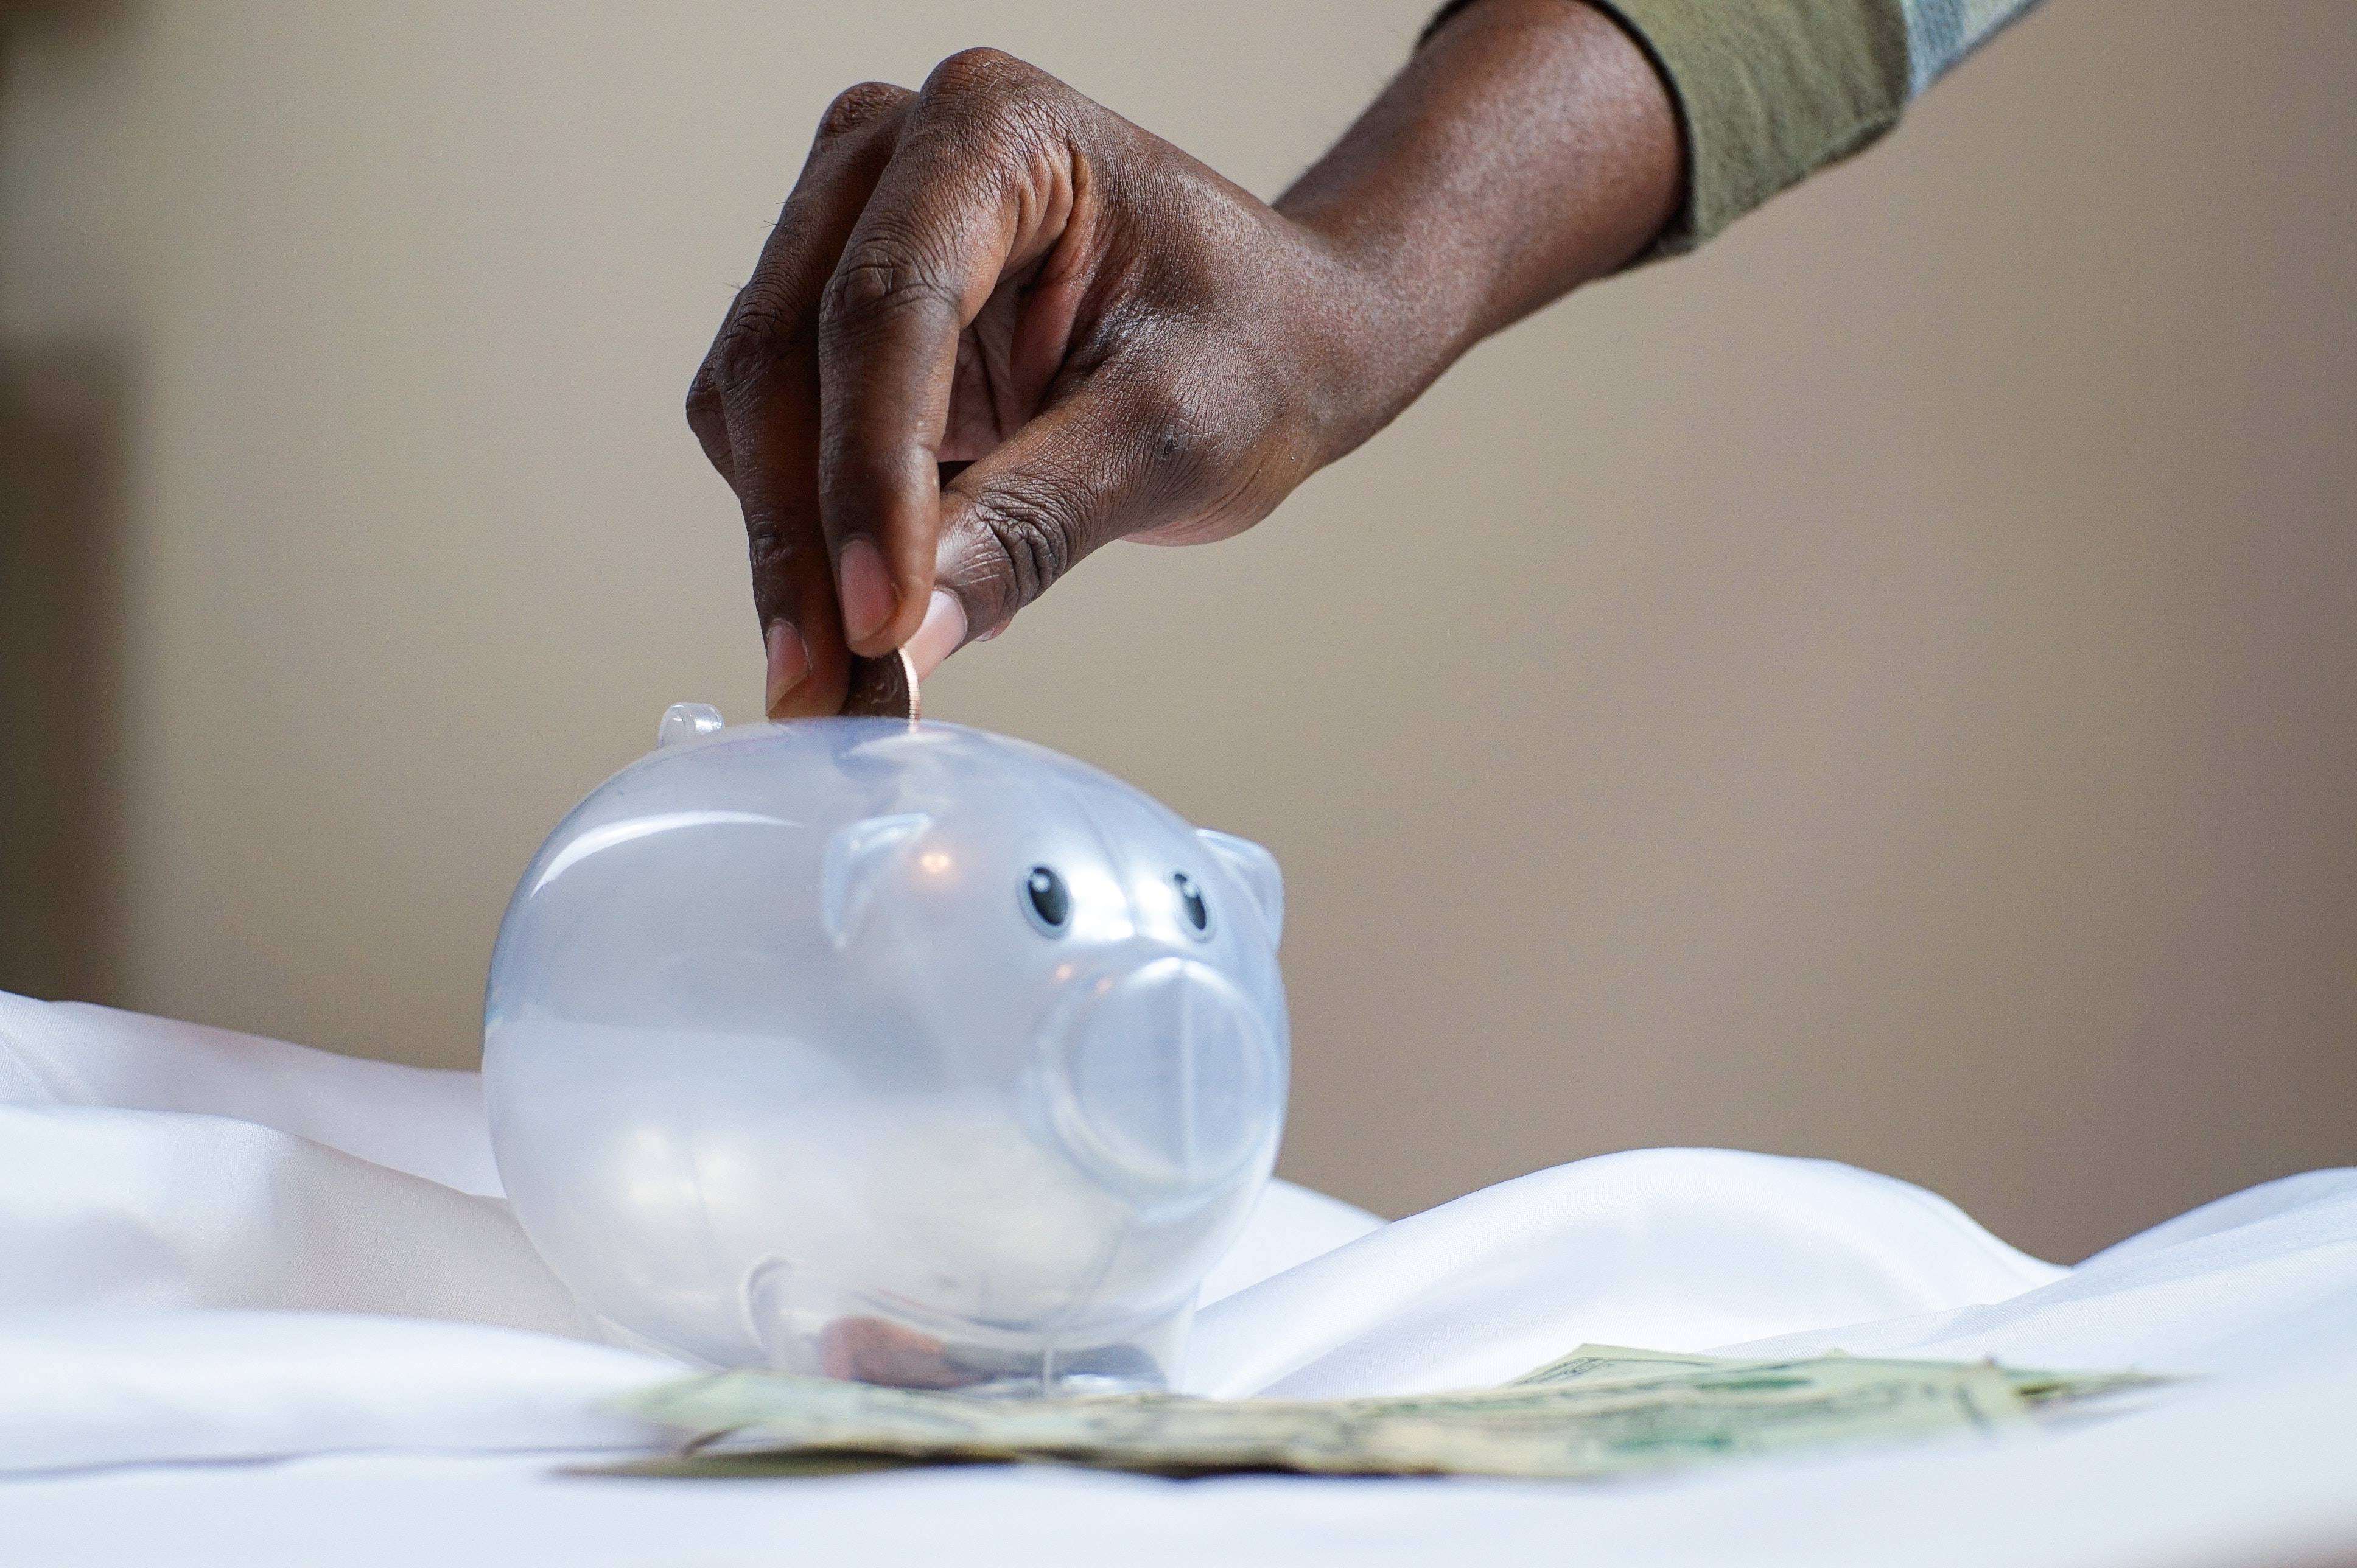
[822,813,931,946]
[1196,828,1284,947]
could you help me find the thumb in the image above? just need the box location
[922,380,1199,662]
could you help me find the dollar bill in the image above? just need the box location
[593,1345,2168,1480]
[1515,1342,2167,1413]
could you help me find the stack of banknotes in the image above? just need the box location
[600,1344,2167,1480]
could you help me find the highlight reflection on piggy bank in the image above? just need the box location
[483,707,1289,1393]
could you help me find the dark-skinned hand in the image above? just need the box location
[686,1,1683,716]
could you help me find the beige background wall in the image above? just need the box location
[3,1,2350,1262]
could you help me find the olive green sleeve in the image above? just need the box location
[1587,0,1910,254]
[1421,0,1914,256]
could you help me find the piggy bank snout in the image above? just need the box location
[1044,954,1282,1196]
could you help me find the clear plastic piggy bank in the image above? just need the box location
[482,706,1289,1394]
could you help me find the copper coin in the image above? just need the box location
[841,646,921,722]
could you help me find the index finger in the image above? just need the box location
[701,80,914,716]
[815,49,1084,656]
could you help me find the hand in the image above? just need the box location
[686,48,1368,718]
[688,5,1681,718]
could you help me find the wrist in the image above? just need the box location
[1269,0,1683,466]
[1274,206,1491,471]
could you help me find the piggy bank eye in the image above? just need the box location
[1023,866,1071,936]
[1172,872,1211,937]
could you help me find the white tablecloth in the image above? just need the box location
[3,990,2352,1566]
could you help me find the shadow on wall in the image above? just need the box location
[1,0,133,43]
[0,343,127,1004]
[1,0,139,1001]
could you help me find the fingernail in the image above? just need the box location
[764,621,810,716]
[836,537,895,646]
[906,590,967,681]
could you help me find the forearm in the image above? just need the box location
[1276,0,1682,459]
[694,0,2045,693]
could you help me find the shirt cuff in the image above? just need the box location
[1421,0,1913,257]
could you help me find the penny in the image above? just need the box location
[841,646,921,722]
[816,1316,979,1391]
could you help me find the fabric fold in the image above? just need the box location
[0,992,500,1195]
[0,1311,673,1472]
[1186,1147,2059,1398]
[0,1102,587,1335]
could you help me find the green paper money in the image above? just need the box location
[592,1345,2170,1481]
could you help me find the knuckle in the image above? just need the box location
[746,517,816,575]
[817,80,910,139]
[685,397,727,463]
[923,47,1028,107]
[710,283,793,385]
[916,49,1063,156]
[684,363,722,425]
[963,478,1084,611]
[819,245,959,334]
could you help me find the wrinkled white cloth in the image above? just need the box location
[2,990,2353,1567]
[0,1311,660,1474]
[1191,1149,2064,1398]
[11,1346,2357,1568]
